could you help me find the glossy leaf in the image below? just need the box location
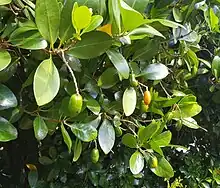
[59,0,75,44]
[138,120,160,144]
[73,139,82,162]
[98,67,119,89]
[172,103,202,118]
[67,31,113,59]
[0,117,17,142]
[178,117,201,129]
[0,84,17,110]
[61,123,72,153]
[108,0,121,34]
[212,56,220,79]
[33,116,48,141]
[151,131,172,147]
[33,58,60,106]
[82,15,103,34]
[122,133,137,148]
[98,119,115,154]
[86,95,101,115]
[120,0,146,31]
[129,151,144,175]
[106,49,129,79]
[122,87,137,116]
[35,0,60,45]
[151,157,174,178]
[0,49,11,71]
[70,121,97,142]
[124,0,149,13]
[9,29,47,50]
[72,6,92,31]
[140,63,169,80]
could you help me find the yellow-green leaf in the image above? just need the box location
[123,87,137,116]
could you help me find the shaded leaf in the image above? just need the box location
[0,0,11,5]
[61,123,72,153]
[0,117,17,142]
[106,49,130,79]
[0,84,17,110]
[86,95,101,115]
[33,116,48,140]
[67,31,113,59]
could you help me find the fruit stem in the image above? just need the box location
[60,50,79,95]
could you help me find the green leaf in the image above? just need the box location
[72,5,92,32]
[33,116,48,141]
[106,49,130,79]
[212,56,220,79]
[33,58,60,106]
[28,170,38,188]
[140,63,169,80]
[35,0,60,45]
[147,19,185,29]
[172,103,202,118]
[0,50,11,71]
[0,0,11,5]
[85,95,101,115]
[138,120,160,144]
[122,87,137,116]
[0,117,17,142]
[172,7,183,22]
[82,15,103,34]
[90,115,102,129]
[174,117,201,130]
[0,84,17,110]
[124,0,149,13]
[98,119,115,154]
[149,141,164,156]
[38,156,53,165]
[98,67,119,89]
[70,121,97,142]
[122,133,137,148]
[151,131,172,147]
[151,157,174,178]
[108,0,121,34]
[73,138,82,162]
[209,8,219,32]
[67,31,113,59]
[129,151,144,175]
[59,0,75,45]
[128,26,165,39]
[9,29,47,50]
[120,0,146,31]
[61,123,72,153]
[132,39,159,61]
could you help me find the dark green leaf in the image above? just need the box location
[0,84,17,110]
[70,121,97,142]
[98,67,119,89]
[67,31,113,59]
[61,123,72,153]
[35,0,60,45]
[38,156,53,165]
[28,170,38,188]
[106,49,129,79]
[124,0,149,13]
[98,119,115,154]
[0,117,17,142]
[33,116,48,141]
[73,139,82,162]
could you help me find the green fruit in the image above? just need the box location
[68,93,83,117]
[115,126,122,137]
[149,156,158,168]
[129,74,139,87]
[91,148,99,164]
[140,100,149,112]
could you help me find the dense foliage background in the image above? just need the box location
[1,0,220,187]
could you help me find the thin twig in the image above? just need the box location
[160,82,171,98]
[60,50,79,94]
